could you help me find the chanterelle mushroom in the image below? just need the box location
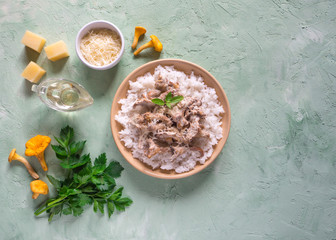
[131,26,146,49]
[133,35,163,56]
[30,180,48,199]
[25,135,51,171]
[8,149,39,179]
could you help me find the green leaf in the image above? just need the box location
[60,154,91,169]
[97,200,105,214]
[104,161,124,178]
[47,175,61,190]
[170,96,184,105]
[70,141,86,155]
[116,197,133,207]
[91,176,104,185]
[151,98,164,106]
[59,186,81,197]
[103,173,116,186]
[54,136,67,149]
[52,204,63,215]
[93,199,98,213]
[74,169,91,185]
[114,201,125,211]
[113,197,132,211]
[62,178,73,187]
[59,186,69,196]
[62,207,72,215]
[94,153,107,167]
[165,92,173,102]
[166,102,172,109]
[92,176,109,191]
[56,153,68,160]
[72,206,84,216]
[81,185,96,193]
[109,187,123,201]
[60,126,74,145]
[51,145,68,157]
[92,153,107,174]
[48,212,55,222]
[107,201,114,218]
[95,191,111,198]
[76,194,93,207]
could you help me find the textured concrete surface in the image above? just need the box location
[1,0,336,239]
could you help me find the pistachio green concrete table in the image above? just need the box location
[1,0,336,239]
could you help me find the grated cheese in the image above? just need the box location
[80,28,121,66]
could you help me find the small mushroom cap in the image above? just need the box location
[25,135,51,156]
[8,149,17,162]
[30,180,49,195]
[150,35,163,52]
[135,26,146,35]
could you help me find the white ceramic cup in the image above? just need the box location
[75,20,125,70]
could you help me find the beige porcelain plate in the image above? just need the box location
[110,59,231,179]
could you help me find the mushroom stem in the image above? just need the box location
[36,152,48,171]
[8,149,39,179]
[134,41,154,56]
[32,193,40,199]
[134,35,162,56]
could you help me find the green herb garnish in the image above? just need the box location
[34,126,132,222]
[151,92,184,109]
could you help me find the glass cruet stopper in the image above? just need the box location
[31,78,94,112]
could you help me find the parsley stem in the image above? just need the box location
[47,196,67,206]
[34,201,63,216]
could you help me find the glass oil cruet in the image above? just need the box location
[31,78,94,112]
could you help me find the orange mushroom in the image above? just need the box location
[8,149,39,179]
[25,135,51,171]
[133,35,163,56]
[30,180,49,199]
[131,26,147,49]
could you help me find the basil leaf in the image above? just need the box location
[151,98,164,106]
[165,92,173,102]
[170,96,184,104]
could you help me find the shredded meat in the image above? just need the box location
[132,75,210,159]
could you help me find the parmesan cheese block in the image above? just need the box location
[44,40,69,61]
[21,30,46,53]
[21,61,46,83]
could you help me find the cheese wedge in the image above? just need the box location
[21,31,46,53]
[21,61,46,83]
[44,40,69,61]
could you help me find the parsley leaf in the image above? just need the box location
[34,126,132,222]
[47,175,61,190]
[105,161,124,178]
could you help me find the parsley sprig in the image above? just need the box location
[151,92,184,109]
[34,126,132,222]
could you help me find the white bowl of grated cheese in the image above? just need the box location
[76,20,125,70]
